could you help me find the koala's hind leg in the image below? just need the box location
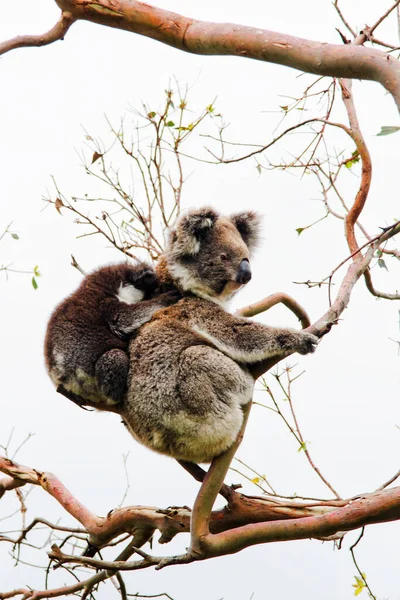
[172,346,254,463]
[95,349,129,406]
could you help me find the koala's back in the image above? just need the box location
[45,285,125,392]
[121,297,254,463]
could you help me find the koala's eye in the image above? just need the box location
[220,253,228,262]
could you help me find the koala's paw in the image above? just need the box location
[136,268,158,292]
[295,331,319,355]
[158,289,182,307]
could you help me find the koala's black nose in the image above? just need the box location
[236,259,252,284]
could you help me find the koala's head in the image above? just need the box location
[161,207,261,303]
[86,262,158,302]
[124,262,158,297]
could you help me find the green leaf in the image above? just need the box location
[147,111,156,119]
[345,150,360,169]
[298,442,307,453]
[11,233,19,240]
[166,121,175,127]
[377,125,400,136]
[378,258,388,270]
[33,265,41,277]
[296,227,304,236]
[206,104,215,113]
[31,277,38,290]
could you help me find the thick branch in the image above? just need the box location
[0,475,25,498]
[0,455,344,548]
[0,456,98,530]
[203,486,400,558]
[46,0,400,112]
[190,404,251,554]
[2,453,400,584]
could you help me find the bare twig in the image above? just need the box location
[369,0,400,35]
[349,528,377,600]
[375,468,400,491]
[275,369,341,499]
[333,1,356,38]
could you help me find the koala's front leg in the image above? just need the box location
[190,304,318,363]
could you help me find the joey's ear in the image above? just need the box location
[171,207,218,255]
[231,211,262,252]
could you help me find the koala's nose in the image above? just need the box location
[236,259,252,284]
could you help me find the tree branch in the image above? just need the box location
[0,475,25,498]
[370,0,400,35]
[235,292,311,328]
[340,77,372,257]
[0,13,75,56]
[189,404,251,556]
[363,268,400,299]
[30,0,399,112]
[199,486,400,558]
[2,452,400,596]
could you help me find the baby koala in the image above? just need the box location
[44,261,179,410]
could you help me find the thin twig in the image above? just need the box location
[349,528,377,600]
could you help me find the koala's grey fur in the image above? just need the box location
[121,208,318,463]
[44,262,179,409]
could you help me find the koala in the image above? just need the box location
[44,261,179,409]
[120,208,318,463]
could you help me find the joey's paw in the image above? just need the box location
[136,268,158,292]
[296,331,319,355]
[159,290,182,307]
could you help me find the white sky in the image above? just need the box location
[0,1,400,599]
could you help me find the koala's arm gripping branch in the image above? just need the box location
[189,300,315,364]
[232,293,312,380]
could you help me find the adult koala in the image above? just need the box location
[121,207,318,463]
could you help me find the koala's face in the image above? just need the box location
[167,208,261,302]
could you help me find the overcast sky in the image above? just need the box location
[1,1,400,599]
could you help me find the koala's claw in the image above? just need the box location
[297,332,319,355]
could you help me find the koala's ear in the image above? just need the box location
[172,207,218,255]
[231,211,262,252]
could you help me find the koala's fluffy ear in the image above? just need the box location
[231,211,262,252]
[170,207,218,255]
